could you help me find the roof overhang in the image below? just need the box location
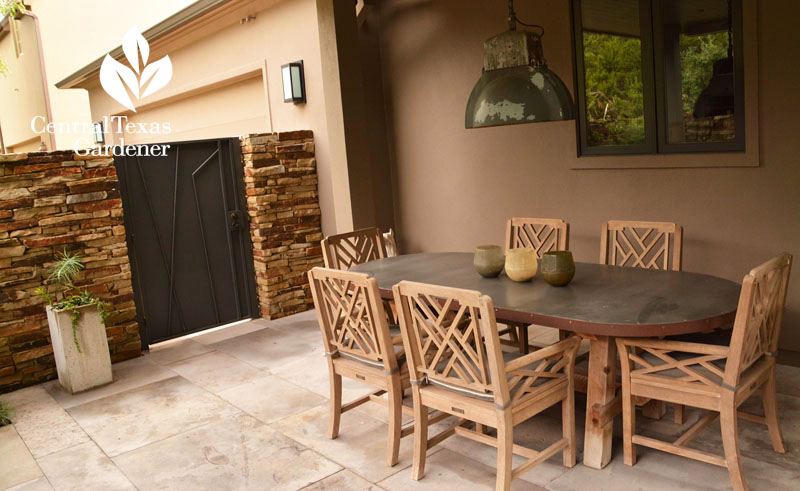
[56,0,234,89]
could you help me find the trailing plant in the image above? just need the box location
[35,249,111,353]
[0,400,11,426]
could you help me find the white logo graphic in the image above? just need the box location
[99,27,173,112]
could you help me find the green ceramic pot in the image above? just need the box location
[541,251,575,287]
[474,245,504,278]
[504,248,538,282]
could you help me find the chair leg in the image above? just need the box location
[496,412,514,491]
[562,392,576,467]
[328,368,342,439]
[386,379,403,467]
[621,381,636,466]
[518,324,529,354]
[411,389,429,481]
[762,368,786,453]
[673,404,685,425]
[642,399,666,420]
[720,403,749,491]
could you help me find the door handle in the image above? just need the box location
[228,210,241,231]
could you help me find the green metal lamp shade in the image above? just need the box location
[465,65,574,128]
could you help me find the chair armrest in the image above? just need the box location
[617,338,729,357]
[504,336,581,374]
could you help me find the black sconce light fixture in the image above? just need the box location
[282,60,306,104]
[92,121,105,144]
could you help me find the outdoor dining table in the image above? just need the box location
[350,252,741,469]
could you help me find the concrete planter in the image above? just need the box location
[46,304,112,394]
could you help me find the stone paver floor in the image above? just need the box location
[1,310,799,490]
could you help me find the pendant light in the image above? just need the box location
[693,0,735,118]
[465,0,574,128]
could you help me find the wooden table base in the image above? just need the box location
[583,336,618,469]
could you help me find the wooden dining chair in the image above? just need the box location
[506,217,569,254]
[321,227,388,270]
[616,253,792,491]
[503,217,570,354]
[600,220,682,271]
[600,220,684,420]
[307,267,409,466]
[393,280,581,491]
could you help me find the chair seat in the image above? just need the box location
[665,328,733,346]
[631,349,728,386]
[428,349,564,402]
[337,324,406,370]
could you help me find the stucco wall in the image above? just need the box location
[0,16,47,152]
[374,0,800,353]
[0,0,199,153]
[84,0,347,237]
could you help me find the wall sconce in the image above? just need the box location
[281,61,306,104]
[92,122,105,144]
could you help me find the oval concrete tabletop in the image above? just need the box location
[350,252,741,337]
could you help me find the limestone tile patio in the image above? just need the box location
[0,310,798,490]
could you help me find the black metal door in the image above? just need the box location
[115,138,258,348]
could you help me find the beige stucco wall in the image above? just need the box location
[84,0,350,236]
[374,0,800,353]
[0,0,198,152]
[0,16,47,152]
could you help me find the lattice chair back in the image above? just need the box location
[308,267,398,374]
[322,227,387,270]
[393,281,578,409]
[506,217,569,257]
[725,253,792,387]
[601,220,682,271]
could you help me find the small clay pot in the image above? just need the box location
[541,250,575,287]
[474,245,505,278]
[504,248,538,282]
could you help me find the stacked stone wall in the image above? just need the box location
[0,151,139,393]
[241,131,323,319]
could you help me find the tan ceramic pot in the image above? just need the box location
[474,245,505,278]
[504,248,538,282]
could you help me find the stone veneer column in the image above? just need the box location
[240,131,324,319]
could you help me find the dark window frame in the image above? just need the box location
[571,0,746,157]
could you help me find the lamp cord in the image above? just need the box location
[507,0,544,36]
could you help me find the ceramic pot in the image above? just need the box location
[504,248,538,282]
[474,245,505,278]
[541,251,576,287]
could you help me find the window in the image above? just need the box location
[572,0,745,156]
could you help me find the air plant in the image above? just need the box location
[36,249,110,353]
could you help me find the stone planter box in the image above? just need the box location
[46,304,113,394]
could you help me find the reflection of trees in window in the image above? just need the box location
[679,32,733,143]
[680,32,727,114]
[574,0,744,155]
[583,33,645,146]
